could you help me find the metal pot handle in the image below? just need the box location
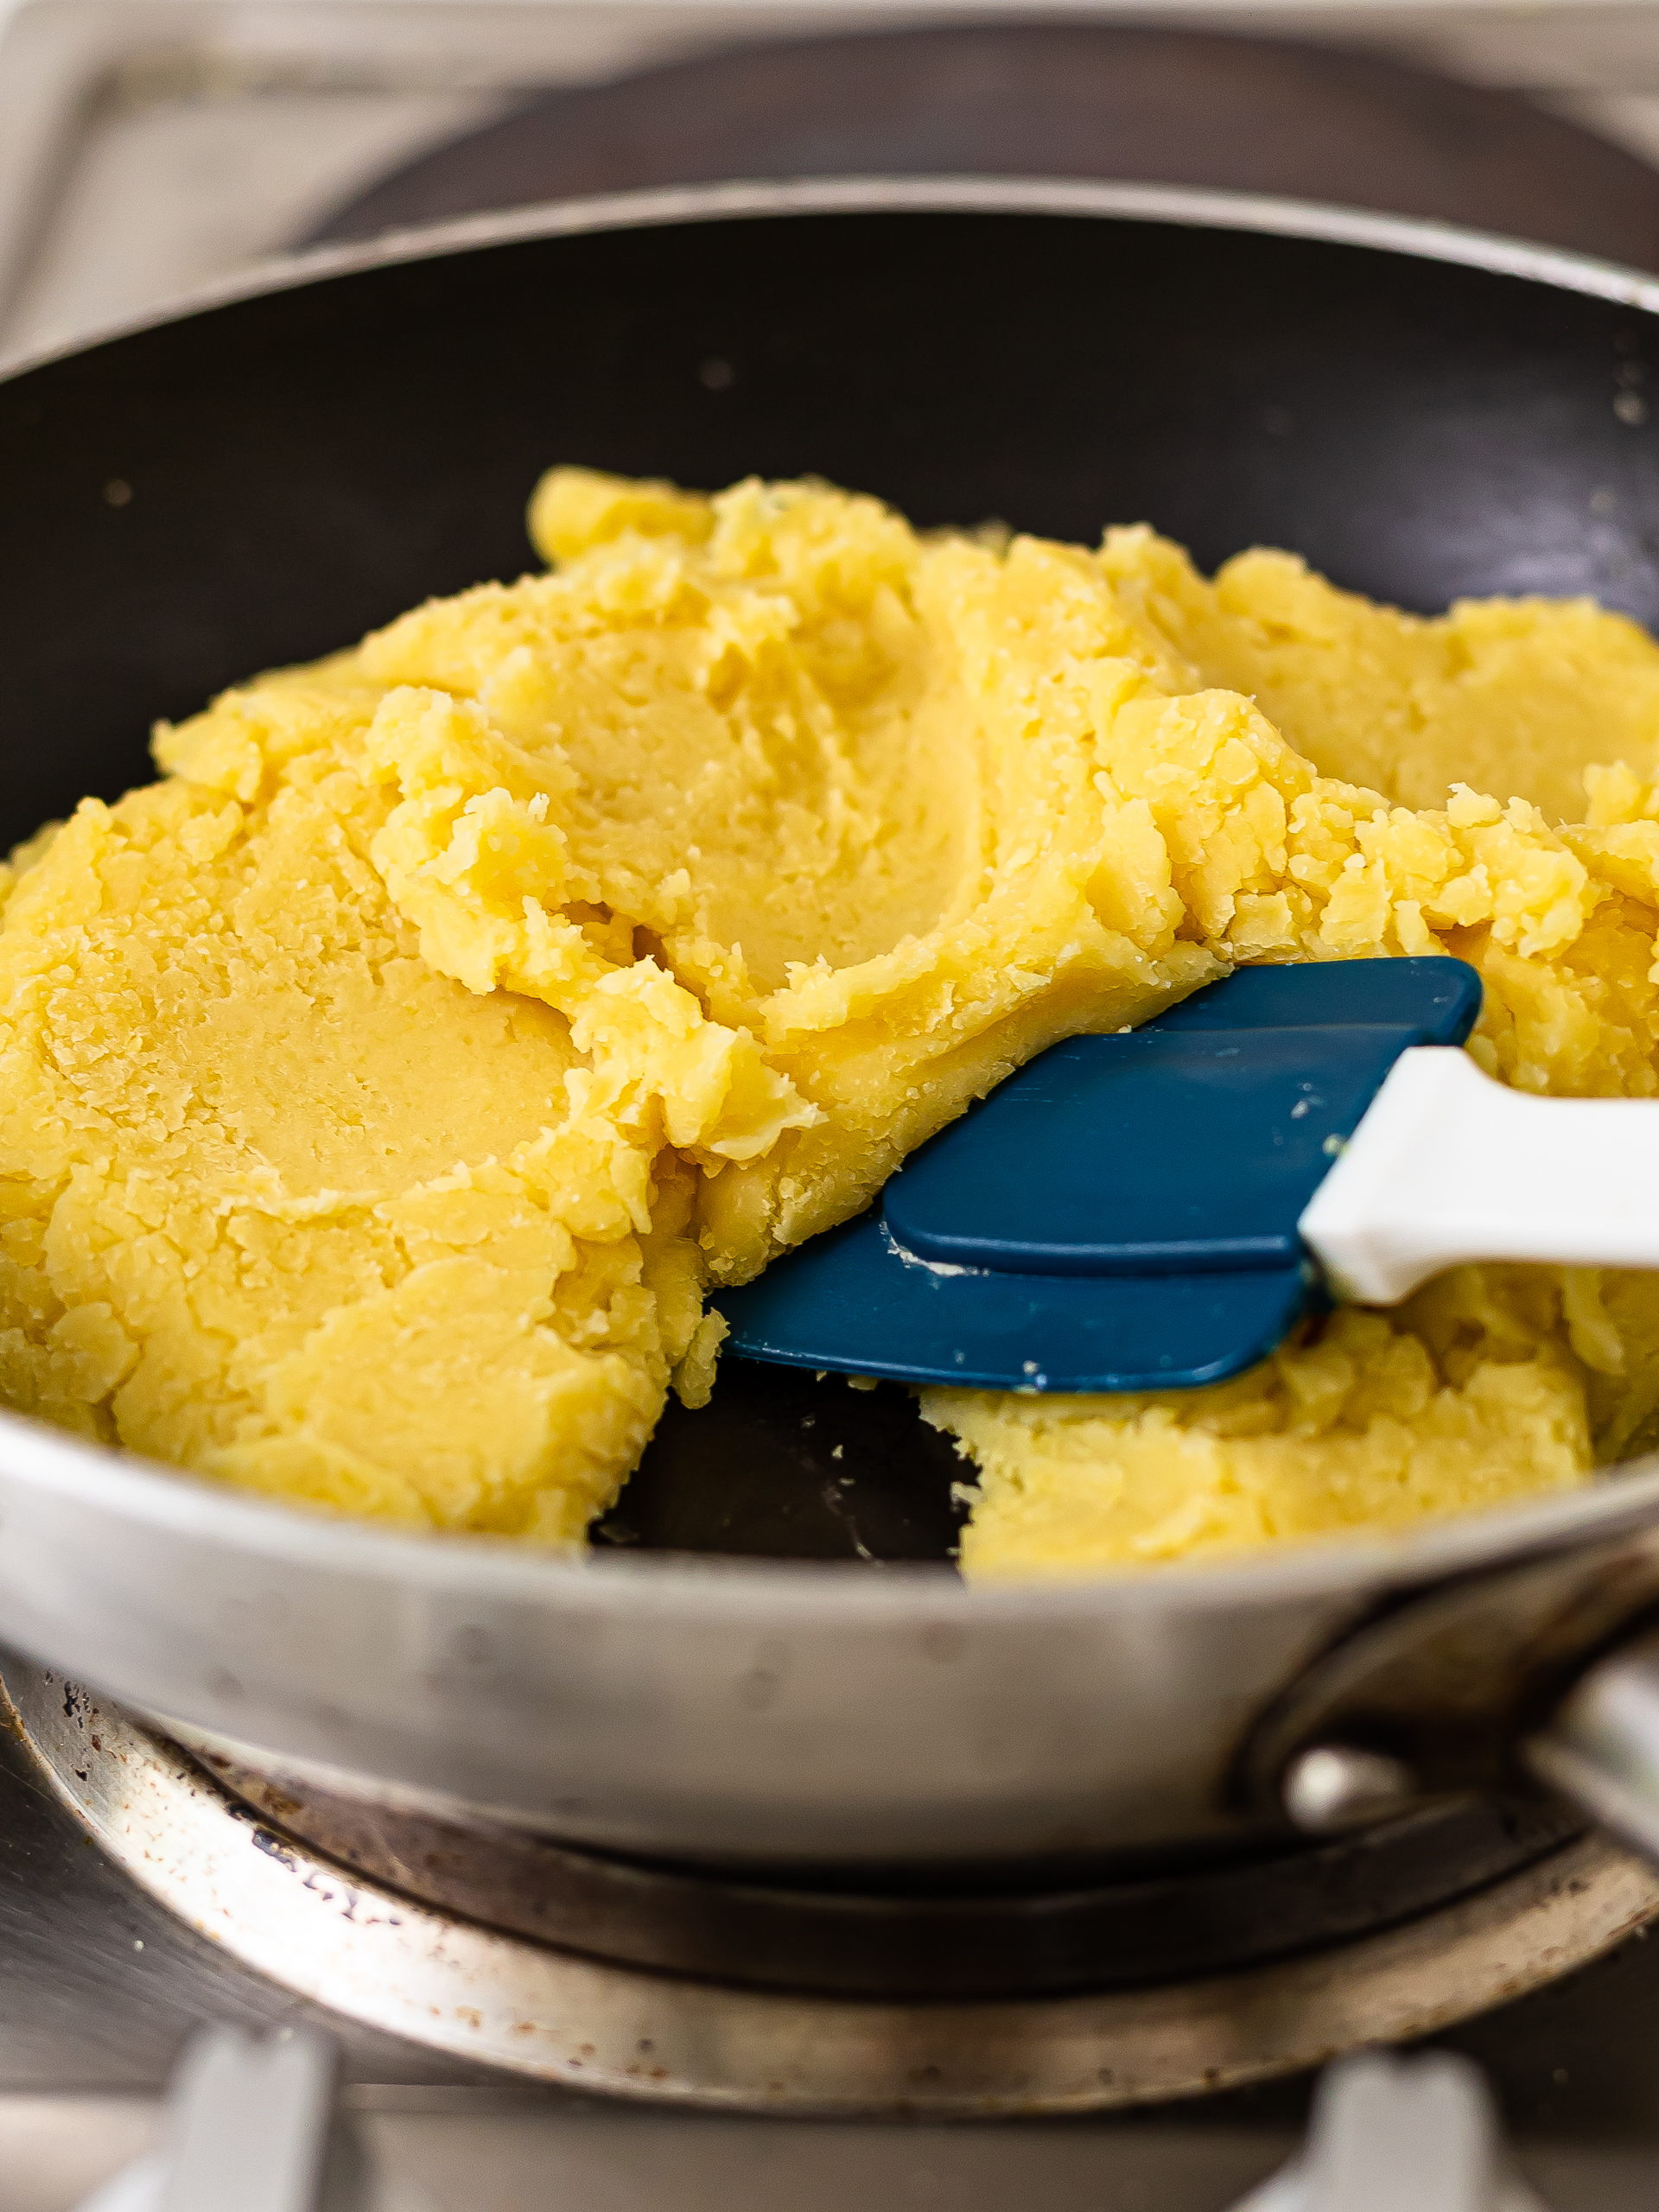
[1279,1620,1659,1871]
[1522,1623,1659,1862]
[1249,1522,1659,1853]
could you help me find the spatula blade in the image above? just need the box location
[715,957,1478,1394]
[715,1211,1317,1393]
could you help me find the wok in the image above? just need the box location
[5,178,1659,1871]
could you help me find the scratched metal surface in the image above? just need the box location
[9,1691,1659,2120]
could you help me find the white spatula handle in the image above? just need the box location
[1299,1046,1659,1304]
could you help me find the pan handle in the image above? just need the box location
[1260,1534,1659,1856]
[1280,1618,1659,1866]
[1522,1623,1659,1862]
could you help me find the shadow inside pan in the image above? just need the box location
[593,1364,969,1564]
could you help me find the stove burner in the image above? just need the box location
[310,22,1659,272]
[10,1656,1659,2113]
[207,1750,1585,2001]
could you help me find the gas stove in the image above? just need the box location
[11,1649,1659,2209]
[12,4,1659,2205]
[9,0,1659,364]
[14,1652,1653,2112]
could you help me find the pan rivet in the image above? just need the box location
[1283,1744,1421,1834]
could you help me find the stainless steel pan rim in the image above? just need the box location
[10,175,1659,1868]
[5,1394,1659,1620]
[5,173,1659,387]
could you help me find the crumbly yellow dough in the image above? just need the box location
[5,467,1659,1565]
[1099,528,1659,827]
[935,1283,1592,1575]
[0,685,705,1536]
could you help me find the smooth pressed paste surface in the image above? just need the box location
[5,470,1659,1569]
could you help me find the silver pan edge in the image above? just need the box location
[3,177,1657,1866]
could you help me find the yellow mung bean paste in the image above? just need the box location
[4,469,1659,1571]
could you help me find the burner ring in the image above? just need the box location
[9,1656,1658,2113]
[196,1742,1587,2000]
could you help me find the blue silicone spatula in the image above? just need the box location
[712,957,1659,1393]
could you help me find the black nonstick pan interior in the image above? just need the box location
[3,191,1656,1560]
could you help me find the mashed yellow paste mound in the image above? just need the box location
[5,467,1659,1567]
[934,1282,1592,1574]
[0,677,707,1536]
